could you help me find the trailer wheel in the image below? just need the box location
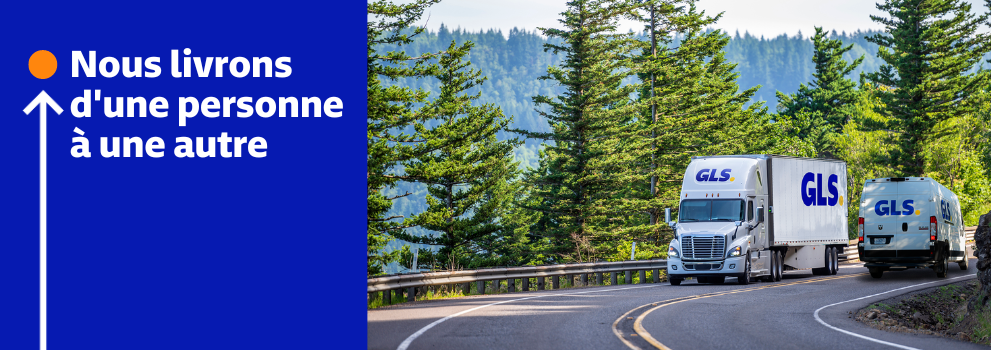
[669,277,682,286]
[774,251,783,282]
[960,257,969,270]
[830,246,839,275]
[737,253,751,285]
[869,267,883,279]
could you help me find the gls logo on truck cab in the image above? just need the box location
[695,169,732,182]
[801,172,840,206]
[874,200,915,216]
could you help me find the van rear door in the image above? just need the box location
[862,181,898,257]
[891,180,931,258]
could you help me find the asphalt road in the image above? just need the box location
[368,259,982,350]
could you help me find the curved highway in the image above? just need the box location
[368,260,982,350]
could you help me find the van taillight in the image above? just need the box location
[858,217,864,239]
[930,216,937,241]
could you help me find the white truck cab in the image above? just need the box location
[858,177,966,278]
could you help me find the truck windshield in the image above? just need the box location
[679,199,745,222]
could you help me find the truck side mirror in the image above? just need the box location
[734,221,742,227]
[668,220,677,227]
[756,207,765,223]
[665,208,671,224]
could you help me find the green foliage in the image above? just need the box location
[865,0,991,176]
[776,27,864,157]
[392,38,524,269]
[511,0,643,262]
[367,0,443,275]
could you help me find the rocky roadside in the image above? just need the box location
[853,280,990,345]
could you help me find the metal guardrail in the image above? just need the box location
[840,226,978,262]
[368,259,667,304]
[369,226,979,305]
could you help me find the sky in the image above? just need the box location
[410,0,989,38]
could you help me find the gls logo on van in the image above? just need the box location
[695,169,733,182]
[801,172,841,206]
[874,200,916,216]
[940,200,954,221]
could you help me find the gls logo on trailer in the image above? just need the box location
[874,200,916,216]
[800,172,841,206]
[695,169,733,182]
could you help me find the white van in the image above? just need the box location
[857,177,966,278]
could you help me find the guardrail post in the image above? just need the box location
[508,278,516,292]
[383,290,391,304]
[407,287,415,302]
[625,270,632,284]
[610,272,617,285]
[596,272,603,285]
[652,269,659,283]
[537,277,545,290]
[477,280,485,295]
[522,277,529,291]
[639,270,646,284]
[580,273,588,287]
[462,283,470,295]
[552,275,560,289]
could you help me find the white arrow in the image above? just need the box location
[24,90,61,350]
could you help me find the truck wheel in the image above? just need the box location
[869,267,883,279]
[774,251,783,282]
[761,252,775,282]
[830,246,839,275]
[935,250,948,278]
[738,253,751,285]
[669,277,682,286]
[960,258,969,270]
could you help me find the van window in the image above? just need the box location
[747,200,753,221]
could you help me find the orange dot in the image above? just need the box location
[29,50,57,79]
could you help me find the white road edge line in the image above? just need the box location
[813,275,974,350]
[395,285,661,350]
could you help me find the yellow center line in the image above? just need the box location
[615,273,868,350]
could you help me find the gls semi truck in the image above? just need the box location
[857,177,967,278]
[666,155,849,285]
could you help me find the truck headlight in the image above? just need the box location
[668,245,679,258]
[727,246,741,257]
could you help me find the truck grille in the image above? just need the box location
[683,236,725,260]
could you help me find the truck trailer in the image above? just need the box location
[666,155,849,285]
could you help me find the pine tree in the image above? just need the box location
[776,27,864,157]
[514,0,641,262]
[865,0,991,175]
[392,41,522,269]
[621,1,813,244]
[366,0,441,275]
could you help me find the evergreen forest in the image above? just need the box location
[368,0,991,275]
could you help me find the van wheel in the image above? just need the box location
[960,258,969,270]
[738,253,751,285]
[935,250,948,278]
[669,277,682,286]
[869,267,883,279]
[777,251,784,281]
